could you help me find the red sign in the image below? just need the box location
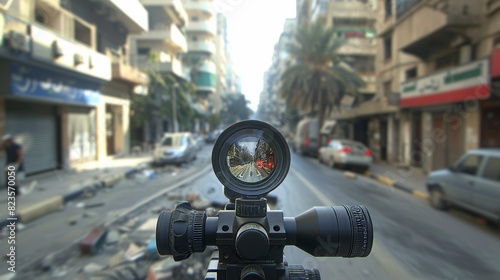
[491,48,500,78]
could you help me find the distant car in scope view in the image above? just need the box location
[153,132,197,166]
[426,149,500,226]
[318,140,372,172]
[293,118,320,156]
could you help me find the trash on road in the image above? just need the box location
[145,238,159,260]
[80,225,108,255]
[84,202,106,209]
[125,243,144,261]
[106,230,120,245]
[344,171,357,179]
[82,263,104,275]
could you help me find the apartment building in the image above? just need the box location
[183,0,217,116]
[380,0,500,172]
[129,0,188,143]
[210,13,229,114]
[258,18,296,128]
[0,0,147,176]
[311,0,382,154]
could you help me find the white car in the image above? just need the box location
[318,140,372,172]
[153,132,197,166]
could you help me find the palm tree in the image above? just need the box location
[280,21,365,142]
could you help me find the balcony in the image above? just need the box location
[141,0,188,27]
[400,58,490,107]
[111,54,148,85]
[137,24,187,52]
[311,0,328,23]
[133,54,185,78]
[330,0,376,20]
[338,38,377,55]
[186,20,216,35]
[1,11,111,81]
[183,0,214,15]
[398,0,481,59]
[100,0,148,33]
[193,60,216,93]
[187,41,216,54]
[331,98,398,120]
[359,74,377,94]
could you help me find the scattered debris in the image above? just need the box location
[108,251,125,267]
[344,171,357,179]
[83,211,98,218]
[68,215,81,226]
[16,223,26,231]
[137,218,158,231]
[118,226,132,233]
[75,202,86,208]
[125,243,144,261]
[145,238,159,260]
[106,230,120,245]
[84,202,106,209]
[82,263,104,275]
[142,170,157,179]
[80,225,108,255]
[192,198,211,210]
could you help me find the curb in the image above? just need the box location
[0,162,151,226]
[366,172,429,200]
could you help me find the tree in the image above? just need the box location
[279,21,365,141]
[221,93,253,125]
[131,50,199,131]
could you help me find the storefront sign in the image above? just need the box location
[9,63,100,105]
[400,58,490,107]
[491,48,500,78]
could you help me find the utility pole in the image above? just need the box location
[172,84,179,132]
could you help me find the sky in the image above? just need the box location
[221,0,296,112]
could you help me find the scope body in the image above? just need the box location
[156,198,373,280]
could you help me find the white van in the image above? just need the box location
[293,118,320,156]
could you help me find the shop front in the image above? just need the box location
[480,48,500,148]
[400,58,490,172]
[1,61,101,174]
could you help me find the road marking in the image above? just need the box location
[291,167,417,280]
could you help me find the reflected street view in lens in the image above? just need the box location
[227,137,275,183]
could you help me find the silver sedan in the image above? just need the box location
[318,140,372,171]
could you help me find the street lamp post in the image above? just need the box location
[172,84,179,132]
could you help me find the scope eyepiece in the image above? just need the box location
[212,120,290,199]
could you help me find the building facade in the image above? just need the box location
[383,0,500,172]
[183,0,217,116]
[0,0,147,177]
[129,0,189,144]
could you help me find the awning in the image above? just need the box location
[320,120,337,135]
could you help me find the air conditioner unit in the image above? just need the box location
[74,53,84,65]
[52,40,64,57]
[8,31,30,53]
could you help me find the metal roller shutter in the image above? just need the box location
[5,104,58,175]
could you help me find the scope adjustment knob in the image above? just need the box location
[236,223,269,260]
[241,264,265,280]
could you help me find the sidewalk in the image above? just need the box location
[367,161,429,199]
[0,155,152,227]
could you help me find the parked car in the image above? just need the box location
[318,140,372,172]
[194,134,204,151]
[427,149,500,225]
[153,132,197,166]
[205,131,220,143]
[293,118,320,156]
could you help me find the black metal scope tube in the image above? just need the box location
[284,205,373,258]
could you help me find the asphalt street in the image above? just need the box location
[3,144,500,279]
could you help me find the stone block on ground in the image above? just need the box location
[79,225,108,255]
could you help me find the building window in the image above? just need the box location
[384,36,392,60]
[138,48,150,55]
[385,0,392,20]
[192,36,198,41]
[383,80,392,97]
[493,36,500,49]
[191,16,199,21]
[405,67,417,80]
